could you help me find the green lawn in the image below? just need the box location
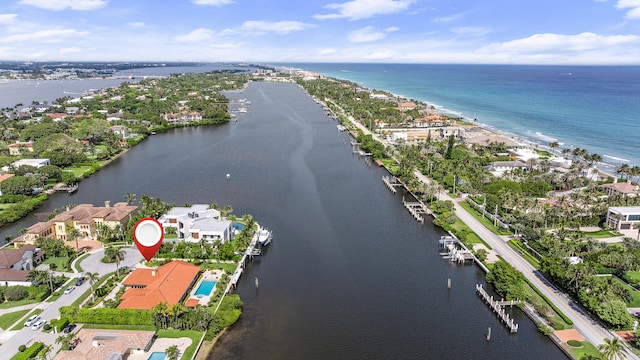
[580,229,621,239]
[0,298,39,310]
[156,329,204,360]
[43,256,72,272]
[625,271,640,286]
[63,166,91,177]
[568,340,601,359]
[612,277,640,307]
[0,309,30,330]
[450,218,488,247]
[507,240,541,269]
[458,201,510,236]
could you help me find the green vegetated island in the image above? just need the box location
[1,67,640,359]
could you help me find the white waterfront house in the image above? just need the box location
[159,204,234,244]
[605,206,640,231]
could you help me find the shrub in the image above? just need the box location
[18,345,25,352]
[43,324,51,331]
[567,340,582,347]
[3,286,28,301]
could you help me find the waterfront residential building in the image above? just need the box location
[605,206,640,230]
[0,244,44,286]
[9,158,50,169]
[602,181,638,197]
[7,141,34,156]
[55,329,155,360]
[13,201,138,245]
[485,161,528,177]
[118,260,200,310]
[159,204,234,243]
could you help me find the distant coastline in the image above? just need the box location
[290,63,640,173]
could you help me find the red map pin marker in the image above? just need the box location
[133,218,164,261]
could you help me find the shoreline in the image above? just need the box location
[306,68,634,172]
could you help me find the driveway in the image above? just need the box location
[77,245,144,276]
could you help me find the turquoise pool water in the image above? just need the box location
[194,279,217,296]
[148,352,166,360]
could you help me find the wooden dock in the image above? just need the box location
[53,184,78,194]
[382,175,402,194]
[402,198,429,223]
[476,284,519,333]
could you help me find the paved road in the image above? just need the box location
[411,170,638,357]
[0,246,143,357]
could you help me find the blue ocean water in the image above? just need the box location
[289,63,640,170]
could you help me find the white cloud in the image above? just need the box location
[616,0,640,19]
[173,28,214,43]
[361,49,397,60]
[451,27,490,37]
[348,26,397,42]
[19,0,108,11]
[432,13,464,24]
[478,32,640,54]
[128,22,146,28]
[314,0,414,20]
[0,29,90,43]
[192,0,234,5]
[60,47,82,54]
[224,20,315,36]
[0,14,18,25]
[319,48,337,55]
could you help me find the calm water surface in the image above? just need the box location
[0,82,565,359]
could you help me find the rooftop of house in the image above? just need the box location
[118,260,200,310]
[190,217,232,232]
[602,182,637,194]
[0,269,30,282]
[609,206,640,215]
[0,244,37,268]
[56,329,155,360]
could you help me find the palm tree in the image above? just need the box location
[36,345,52,360]
[165,345,180,360]
[85,271,99,301]
[124,192,137,205]
[104,246,126,276]
[66,226,81,252]
[598,337,626,360]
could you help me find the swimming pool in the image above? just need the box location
[148,352,166,360]
[194,279,217,296]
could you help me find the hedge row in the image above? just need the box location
[59,307,153,326]
[10,342,43,360]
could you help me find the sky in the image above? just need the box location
[0,0,639,64]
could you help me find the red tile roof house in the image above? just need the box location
[118,260,200,310]
[602,181,638,197]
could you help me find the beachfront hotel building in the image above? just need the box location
[605,206,640,230]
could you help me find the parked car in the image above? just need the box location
[63,286,75,294]
[75,277,85,286]
[62,323,77,334]
[31,319,46,331]
[24,315,40,327]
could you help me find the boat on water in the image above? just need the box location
[257,228,272,246]
[337,124,347,131]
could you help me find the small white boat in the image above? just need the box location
[257,228,272,246]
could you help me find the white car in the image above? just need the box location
[24,315,40,327]
[63,286,75,294]
[31,319,46,331]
